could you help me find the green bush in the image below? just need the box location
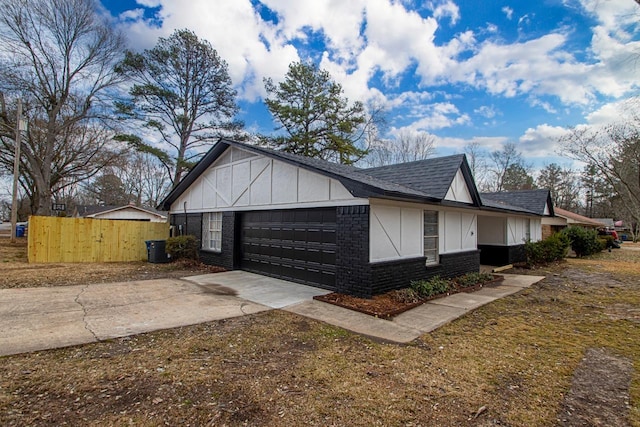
[165,235,199,260]
[456,272,496,288]
[525,232,570,265]
[562,227,604,257]
[410,276,451,298]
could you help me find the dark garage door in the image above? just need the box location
[240,208,337,290]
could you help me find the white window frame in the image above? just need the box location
[203,212,223,252]
[424,210,439,266]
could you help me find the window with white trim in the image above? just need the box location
[424,210,439,265]
[525,218,531,241]
[203,212,223,252]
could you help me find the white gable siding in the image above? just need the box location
[530,218,542,241]
[170,147,362,213]
[92,208,165,222]
[543,203,550,215]
[444,169,473,203]
[370,204,422,262]
[440,211,477,254]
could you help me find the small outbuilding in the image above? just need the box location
[74,204,167,223]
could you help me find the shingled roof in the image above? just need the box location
[481,189,554,216]
[159,139,444,210]
[159,139,545,217]
[361,155,480,202]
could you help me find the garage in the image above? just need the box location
[240,208,337,290]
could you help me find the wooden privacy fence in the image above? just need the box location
[28,216,169,263]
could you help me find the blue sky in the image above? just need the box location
[100,0,640,168]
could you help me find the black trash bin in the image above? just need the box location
[147,240,169,263]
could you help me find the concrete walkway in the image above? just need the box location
[0,271,544,356]
[285,274,545,343]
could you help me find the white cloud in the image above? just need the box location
[501,6,513,20]
[398,102,470,131]
[429,0,460,25]
[474,105,497,119]
[518,124,569,158]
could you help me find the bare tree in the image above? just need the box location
[537,163,581,210]
[562,119,640,240]
[487,142,529,192]
[463,142,489,189]
[364,130,436,167]
[0,0,126,215]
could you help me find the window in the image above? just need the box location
[424,210,439,265]
[525,218,531,241]
[203,212,223,252]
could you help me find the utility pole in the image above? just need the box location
[10,98,22,243]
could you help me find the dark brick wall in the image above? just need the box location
[335,205,372,298]
[369,250,480,295]
[170,212,236,270]
[478,244,526,265]
[439,250,481,278]
[370,257,431,295]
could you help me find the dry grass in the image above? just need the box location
[0,241,639,426]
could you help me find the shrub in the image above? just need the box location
[392,288,421,304]
[410,276,451,298]
[562,227,605,257]
[525,232,570,265]
[456,272,495,288]
[165,235,199,260]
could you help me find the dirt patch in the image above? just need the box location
[558,348,633,426]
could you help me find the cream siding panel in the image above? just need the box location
[232,162,251,206]
[330,179,352,200]
[441,211,477,254]
[444,169,473,203]
[370,206,401,261]
[400,208,422,257]
[544,204,550,215]
[271,161,298,204]
[170,147,360,213]
[298,169,330,202]
[477,216,507,245]
[215,166,232,207]
[531,218,542,241]
[250,158,271,205]
[370,205,422,262]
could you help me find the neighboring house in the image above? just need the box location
[478,190,554,266]
[74,204,167,223]
[158,139,548,297]
[542,207,605,238]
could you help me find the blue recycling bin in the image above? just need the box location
[15,225,25,237]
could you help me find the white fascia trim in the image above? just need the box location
[169,198,369,214]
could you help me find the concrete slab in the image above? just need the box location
[500,274,545,288]
[429,292,497,310]
[184,271,331,309]
[284,300,423,343]
[473,284,524,299]
[0,279,269,357]
[393,303,467,333]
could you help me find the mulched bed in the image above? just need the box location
[314,275,504,319]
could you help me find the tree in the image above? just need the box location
[116,29,241,187]
[84,172,131,206]
[487,142,529,192]
[537,163,580,210]
[463,142,489,189]
[0,0,127,215]
[264,61,368,164]
[562,120,640,236]
[502,164,535,190]
[365,130,436,166]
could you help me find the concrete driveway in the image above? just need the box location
[0,272,329,357]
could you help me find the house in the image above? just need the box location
[158,139,548,297]
[73,204,167,223]
[477,189,554,266]
[542,207,605,238]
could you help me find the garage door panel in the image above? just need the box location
[240,208,337,290]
